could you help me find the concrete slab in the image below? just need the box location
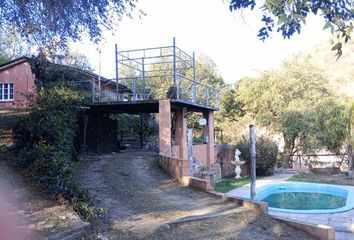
[225,173,354,239]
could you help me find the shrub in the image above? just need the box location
[236,136,278,176]
[13,83,102,219]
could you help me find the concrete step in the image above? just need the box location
[121,135,141,149]
[275,168,297,174]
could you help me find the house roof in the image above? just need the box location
[0,56,130,91]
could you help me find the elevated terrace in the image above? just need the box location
[87,38,220,112]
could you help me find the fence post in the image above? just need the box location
[250,125,256,200]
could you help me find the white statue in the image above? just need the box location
[231,148,245,179]
[235,149,241,161]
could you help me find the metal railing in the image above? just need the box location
[92,38,220,108]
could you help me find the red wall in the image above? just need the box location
[0,61,35,110]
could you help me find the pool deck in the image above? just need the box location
[226,173,354,240]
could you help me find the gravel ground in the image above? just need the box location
[77,151,314,240]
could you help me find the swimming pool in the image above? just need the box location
[255,182,354,213]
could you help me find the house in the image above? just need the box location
[0,56,131,110]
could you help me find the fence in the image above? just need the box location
[291,154,349,171]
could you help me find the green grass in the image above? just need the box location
[214,177,251,193]
[287,174,310,183]
[287,173,354,186]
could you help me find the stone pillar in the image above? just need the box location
[159,100,172,156]
[175,107,188,160]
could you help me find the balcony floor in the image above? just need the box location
[87,99,218,114]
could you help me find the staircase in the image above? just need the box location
[275,168,297,174]
[120,134,141,150]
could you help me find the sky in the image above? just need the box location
[72,0,332,84]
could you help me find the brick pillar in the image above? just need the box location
[175,107,188,160]
[202,111,215,168]
[159,100,171,156]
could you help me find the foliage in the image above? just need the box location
[0,24,33,59]
[0,0,138,45]
[312,99,347,153]
[113,113,158,138]
[214,177,251,193]
[229,0,354,57]
[13,84,101,219]
[236,136,278,176]
[310,99,354,171]
[218,87,245,122]
[234,58,330,167]
[29,55,94,89]
[0,54,10,65]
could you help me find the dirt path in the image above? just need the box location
[0,159,90,240]
[78,152,314,240]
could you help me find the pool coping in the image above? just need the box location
[207,190,336,240]
[253,182,354,214]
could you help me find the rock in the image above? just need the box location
[98,235,110,240]
[162,224,171,230]
[6,142,17,150]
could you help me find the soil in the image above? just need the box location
[0,130,89,240]
[77,151,315,240]
[0,159,90,240]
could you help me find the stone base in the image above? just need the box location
[193,170,221,183]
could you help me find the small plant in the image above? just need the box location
[236,136,278,176]
[199,166,207,172]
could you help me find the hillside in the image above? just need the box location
[303,38,354,99]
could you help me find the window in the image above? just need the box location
[0,83,14,101]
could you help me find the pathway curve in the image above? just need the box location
[226,173,354,240]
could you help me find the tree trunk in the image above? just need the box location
[283,135,294,168]
[348,144,353,178]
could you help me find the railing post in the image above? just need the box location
[98,48,102,102]
[91,79,95,102]
[173,37,179,99]
[133,77,136,101]
[206,87,209,105]
[115,43,119,101]
[142,57,146,100]
[192,52,196,103]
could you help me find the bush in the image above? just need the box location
[236,136,278,176]
[13,83,102,219]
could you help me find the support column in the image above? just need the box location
[175,107,188,160]
[203,111,215,168]
[159,100,172,156]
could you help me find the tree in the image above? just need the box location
[235,58,330,167]
[229,0,353,57]
[312,100,354,175]
[0,24,33,60]
[0,0,138,45]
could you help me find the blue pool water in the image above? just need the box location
[254,182,354,213]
